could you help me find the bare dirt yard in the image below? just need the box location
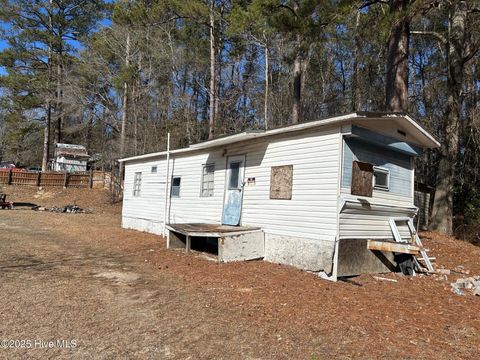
[0,187,479,359]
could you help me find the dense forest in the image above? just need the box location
[0,0,479,236]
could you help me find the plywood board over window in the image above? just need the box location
[270,165,293,200]
[351,161,373,197]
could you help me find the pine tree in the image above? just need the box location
[0,0,107,169]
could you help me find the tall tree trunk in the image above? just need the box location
[119,32,130,183]
[55,50,63,144]
[42,102,51,171]
[386,0,410,112]
[42,0,53,172]
[292,33,302,124]
[351,10,361,112]
[264,44,269,129]
[132,85,138,156]
[430,1,468,234]
[85,101,95,151]
[291,1,302,124]
[208,0,216,140]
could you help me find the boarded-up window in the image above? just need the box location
[351,161,373,197]
[270,165,293,200]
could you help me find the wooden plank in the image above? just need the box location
[270,165,293,200]
[351,161,373,197]
[165,223,262,238]
[367,239,421,255]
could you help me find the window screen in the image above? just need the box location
[133,172,142,197]
[374,167,389,190]
[201,164,215,197]
[229,162,241,189]
[171,176,181,197]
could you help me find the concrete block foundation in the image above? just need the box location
[264,234,335,273]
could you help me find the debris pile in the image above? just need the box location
[51,204,86,213]
[35,204,92,214]
[450,277,480,296]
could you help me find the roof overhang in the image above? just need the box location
[119,112,440,163]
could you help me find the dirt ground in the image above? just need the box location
[0,187,479,359]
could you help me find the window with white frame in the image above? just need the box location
[171,176,181,197]
[201,164,215,197]
[373,167,389,190]
[133,172,142,196]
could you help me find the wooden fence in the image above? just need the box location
[0,170,112,188]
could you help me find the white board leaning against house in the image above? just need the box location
[119,112,440,280]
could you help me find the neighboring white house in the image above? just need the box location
[119,112,440,279]
[52,143,90,172]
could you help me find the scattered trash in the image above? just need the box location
[452,266,470,275]
[450,276,480,296]
[451,285,464,296]
[34,204,92,214]
[434,268,451,275]
[373,276,398,283]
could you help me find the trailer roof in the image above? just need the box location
[119,112,440,163]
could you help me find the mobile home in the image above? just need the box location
[120,112,439,279]
[53,143,90,172]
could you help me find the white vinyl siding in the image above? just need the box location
[227,127,340,241]
[339,202,416,240]
[122,126,341,242]
[122,159,167,233]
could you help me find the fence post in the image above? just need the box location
[36,171,41,187]
[7,170,12,185]
[63,171,68,188]
[89,169,93,189]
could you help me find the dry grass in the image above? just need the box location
[0,187,479,359]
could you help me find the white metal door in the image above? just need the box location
[222,155,245,225]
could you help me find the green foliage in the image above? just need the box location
[0,0,479,237]
[0,0,108,165]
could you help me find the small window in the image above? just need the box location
[171,176,181,197]
[373,167,389,190]
[151,166,157,173]
[201,164,215,197]
[133,172,142,197]
[229,162,241,189]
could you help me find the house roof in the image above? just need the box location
[119,112,440,163]
[55,143,90,159]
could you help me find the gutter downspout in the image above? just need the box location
[163,132,170,237]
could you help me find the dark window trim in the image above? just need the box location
[373,166,390,191]
[171,176,181,197]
